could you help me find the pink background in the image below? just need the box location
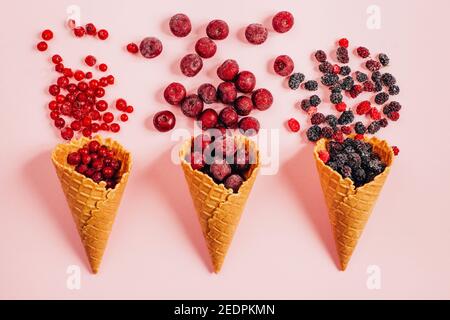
[1,0,449,299]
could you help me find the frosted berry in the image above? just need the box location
[164,82,186,105]
[219,106,239,128]
[197,83,217,104]
[239,117,260,136]
[252,88,273,110]
[234,96,253,116]
[169,13,192,37]
[198,108,218,130]
[140,37,163,58]
[273,55,294,76]
[180,53,203,77]
[217,82,237,104]
[181,94,204,118]
[357,46,370,58]
[195,37,217,59]
[206,20,229,40]
[245,23,268,45]
[217,59,239,81]
[153,110,176,132]
[272,11,294,33]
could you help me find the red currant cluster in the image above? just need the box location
[70,21,109,40]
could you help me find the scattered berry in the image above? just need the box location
[307,125,322,142]
[311,112,325,125]
[356,101,371,115]
[288,72,305,90]
[392,146,399,156]
[164,82,186,105]
[97,29,109,40]
[319,61,333,73]
[304,80,318,91]
[335,102,347,112]
[153,110,176,132]
[217,82,237,104]
[140,37,163,59]
[273,55,294,76]
[330,92,343,104]
[85,55,97,66]
[375,92,389,105]
[206,20,229,40]
[378,53,390,66]
[339,65,351,76]
[198,108,219,130]
[366,59,382,72]
[42,29,53,41]
[310,95,321,107]
[357,46,370,58]
[354,121,367,134]
[315,50,327,63]
[219,106,239,128]
[239,117,260,136]
[252,88,273,110]
[195,37,217,59]
[336,47,349,63]
[245,23,268,45]
[367,121,381,134]
[235,71,256,93]
[197,83,217,104]
[287,118,300,132]
[338,110,354,125]
[37,41,48,51]
[180,53,203,77]
[387,111,400,121]
[73,27,85,37]
[85,23,97,36]
[338,38,349,48]
[272,11,294,33]
[181,94,204,118]
[217,59,239,81]
[234,96,253,116]
[169,13,192,37]
[126,43,139,54]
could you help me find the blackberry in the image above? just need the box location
[375,92,389,105]
[381,73,396,86]
[304,80,318,91]
[336,47,349,64]
[388,85,400,95]
[340,76,354,91]
[339,66,351,76]
[367,159,385,175]
[374,80,383,92]
[378,118,388,128]
[353,168,366,186]
[363,80,375,92]
[330,92,343,104]
[321,73,339,86]
[330,85,342,93]
[321,126,334,139]
[371,71,382,81]
[356,71,368,83]
[288,72,305,90]
[325,114,338,128]
[328,141,343,154]
[366,59,381,72]
[367,121,381,134]
[378,53,390,66]
[335,153,348,166]
[300,99,311,111]
[340,165,352,179]
[309,95,321,106]
[311,112,326,125]
[388,101,402,112]
[354,121,367,134]
[306,125,322,142]
[314,50,327,63]
[327,161,338,171]
[319,61,333,73]
[357,46,370,58]
[348,153,362,169]
[338,110,354,125]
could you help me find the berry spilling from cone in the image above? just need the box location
[185,133,256,193]
[66,140,122,189]
[320,138,387,187]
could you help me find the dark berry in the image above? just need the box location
[375,92,389,105]
[378,118,389,128]
[378,53,390,66]
[321,73,339,86]
[288,72,305,90]
[354,122,367,134]
[371,71,382,81]
[304,80,318,91]
[340,76,354,91]
[319,61,333,73]
[321,126,334,139]
[181,94,204,117]
[363,80,375,92]
[300,99,311,112]
[339,66,351,76]
[367,121,381,134]
[309,95,321,107]
[389,85,400,95]
[387,111,400,121]
[357,46,370,58]
[336,47,349,64]
[374,80,383,92]
[338,110,354,125]
[349,84,363,98]
[224,174,244,193]
[239,117,260,136]
[366,59,381,72]
[381,73,396,86]
[219,106,239,128]
[330,92,343,104]
[311,112,325,125]
[315,50,327,63]
[234,96,253,116]
[325,115,338,128]
[356,71,368,83]
[195,37,217,59]
[153,110,176,132]
[306,125,322,142]
[383,101,402,114]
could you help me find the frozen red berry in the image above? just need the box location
[37,41,48,51]
[180,53,203,77]
[356,101,371,115]
[287,118,300,132]
[341,125,352,135]
[140,37,163,59]
[198,108,219,130]
[169,13,192,37]
[392,146,400,156]
[197,83,217,104]
[234,71,256,93]
[97,29,109,40]
[234,96,253,116]
[366,59,381,72]
[335,102,347,112]
[126,43,139,54]
[164,82,186,105]
[239,117,260,136]
[357,46,370,58]
[73,27,85,37]
[67,152,81,165]
[318,150,330,163]
[369,107,381,120]
[61,127,74,140]
[85,23,97,36]
[195,37,217,59]
[219,106,239,128]
[190,151,205,171]
[224,174,244,193]
[354,134,364,140]
[41,29,53,41]
[85,55,97,66]
[272,11,294,33]
[181,94,204,118]
[206,19,229,40]
[387,111,400,121]
[350,84,363,98]
[217,82,237,104]
[217,59,239,81]
[252,88,273,111]
[273,55,294,76]
[210,159,232,182]
[245,23,268,45]
[153,110,176,132]
[338,38,349,48]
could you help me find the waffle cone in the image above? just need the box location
[51,136,132,274]
[179,135,260,273]
[314,136,394,270]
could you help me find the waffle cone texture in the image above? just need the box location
[51,136,132,274]
[314,136,394,271]
[179,135,260,273]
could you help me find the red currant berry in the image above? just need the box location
[37,41,48,51]
[51,54,62,64]
[85,71,93,79]
[82,127,92,137]
[85,23,97,35]
[116,99,127,111]
[74,70,85,81]
[106,75,115,85]
[49,84,60,96]
[48,101,58,111]
[85,55,97,67]
[55,63,64,73]
[125,105,134,113]
[94,87,105,98]
[110,123,120,132]
[91,123,100,133]
[57,76,69,88]
[100,123,109,131]
[63,68,73,77]
[103,112,114,123]
[126,43,139,54]
[99,77,109,87]
[42,29,53,41]
[98,63,108,72]
[74,27,85,37]
[287,118,300,132]
[120,114,128,122]
[338,38,349,48]
[97,29,109,40]
[95,100,108,112]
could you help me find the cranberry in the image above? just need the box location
[41,29,53,40]
[338,38,349,48]
[103,112,114,123]
[49,84,60,96]
[164,82,186,105]
[273,55,294,76]
[197,83,217,104]
[239,117,260,136]
[85,23,96,35]
[206,20,229,40]
[126,43,139,53]
[198,108,218,130]
[37,41,48,51]
[98,29,109,40]
[195,37,217,59]
[114,99,125,111]
[252,88,273,110]
[287,118,300,132]
[82,116,92,127]
[98,63,108,72]
[61,127,74,140]
[110,123,120,132]
[78,148,89,156]
[245,23,268,45]
[73,27,85,37]
[234,96,253,116]
[219,106,238,128]
[153,110,176,132]
[100,123,110,131]
[85,55,97,66]
[89,79,99,89]
[67,152,81,165]
[217,82,237,104]
[217,59,239,81]
[91,123,100,133]
[181,94,204,118]
[180,53,203,77]
[139,37,163,58]
[96,100,108,112]
[272,11,294,33]
[48,101,58,110]
[71,120,82,131]
[52,54,62,64]
[235,71,256,93]
[77,81,88,91]
[120,114,128,122]
[169,13,192,37]
[74,70,85,81]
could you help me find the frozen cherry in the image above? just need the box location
[180,53,203,77]
[67,152,81,165]
[37,41,48,51]
[234,96,253,116]
[197,83,217,104]
[97,29,109,40]
[85,23,97,35]
[169,13,192,37]
[181,94,204,118]
[217,59,239,81]
[245,23,268,45]
[88,140,100,152]
[210,159,232,182]
[217,82,237,104]
[213,135,237,159]
[126,43,139,54]
[252,88,273,110]
[272,11,294,33]
[61,127,74,140]
[85,55,97,66]
[219,106,238,128]
[195,37,217,59]
[41,29,53,40]
[235,71,256,93]
[239,117,260,136]
[164,82,186,105]
[224,174,244,193]
[206,19,229,40]
[273,55,294,76]
[198,108,219,130]
[153,110,176,132]
[139,37,163,59]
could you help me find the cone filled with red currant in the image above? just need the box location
[51,136,132,273]
[179,133,260,273]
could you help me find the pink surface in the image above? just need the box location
[1,0,449,299]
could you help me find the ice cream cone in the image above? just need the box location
[51,136,132,274]
[179,135,260,273]
[314,136,394,270]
